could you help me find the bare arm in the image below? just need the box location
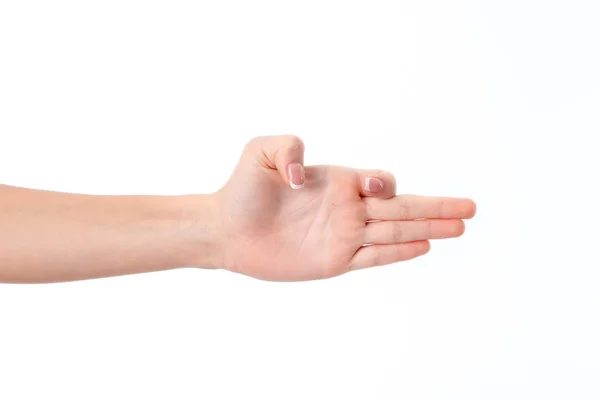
[0,135,476,283]
[0,185,219,283]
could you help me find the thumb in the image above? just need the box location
[243,135,306,189]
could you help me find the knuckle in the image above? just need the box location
[396,246,407,261]
[397,195,410,219]
[438,198,446,217]
[426,219,433,237]
[371,247,382,267]
[283,134,304,151]
[244,136,263,151]
[391,222,404,242]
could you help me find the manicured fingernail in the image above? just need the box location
[364,177,383,193]
[288,163,305,189]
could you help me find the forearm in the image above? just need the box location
[0,185,221,283]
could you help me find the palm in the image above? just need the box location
[218,165,365,281]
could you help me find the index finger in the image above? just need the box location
[364,194,476,221]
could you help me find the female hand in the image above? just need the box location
[213,135,476,281]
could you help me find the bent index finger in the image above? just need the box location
[364,194,476,221]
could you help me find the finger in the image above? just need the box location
[365,195,476,221]
[357,169,396,199]
[349,240,431,271]
[364,219,465,245]
[243,135,306,189]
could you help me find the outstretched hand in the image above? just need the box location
[213,135,476,281]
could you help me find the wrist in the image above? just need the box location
[172,193,224,269]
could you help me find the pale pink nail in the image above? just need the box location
[364,177,383,193]
[287,163,305,189]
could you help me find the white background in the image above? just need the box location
[1,1,599,399]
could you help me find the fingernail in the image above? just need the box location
[288,163,305,189]
[364,177,383,193]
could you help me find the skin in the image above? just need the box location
[0,135,476,283]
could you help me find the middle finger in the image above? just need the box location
[364,219,466,245]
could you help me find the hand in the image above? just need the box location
[212,135,476,281]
